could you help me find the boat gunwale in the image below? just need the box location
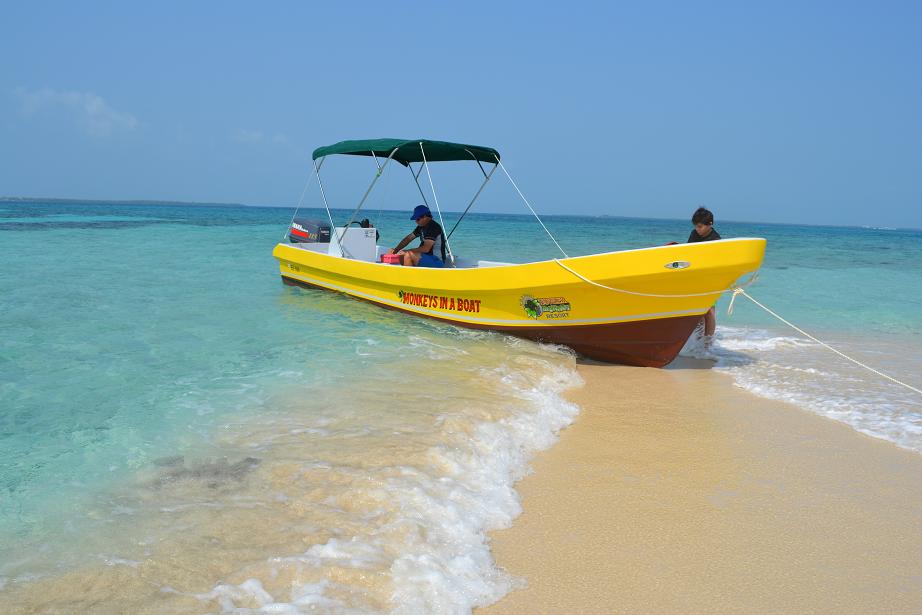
[276,236,767,273]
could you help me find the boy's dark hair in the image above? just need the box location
[692,207,714,226]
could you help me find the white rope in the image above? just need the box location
[419,142,454,263]
[555,257,920,395]
[553,258,729,297]
[727,288,922,396]
[496,158,569,258]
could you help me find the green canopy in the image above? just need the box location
[312,139,500,166]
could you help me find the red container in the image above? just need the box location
[381,253,402,265]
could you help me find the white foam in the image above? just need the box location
[201,578,376,614]
[201,578,308,614]
[199,349,582,614]
[101,556,140,568]
[683,326,922,453]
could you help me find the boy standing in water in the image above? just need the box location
[688,207,721,344]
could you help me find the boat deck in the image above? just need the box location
[288,241,513,269]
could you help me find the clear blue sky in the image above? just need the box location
[2,2,920,227]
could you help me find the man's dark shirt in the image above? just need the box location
[413,220,445,260]
[687,228,721,243]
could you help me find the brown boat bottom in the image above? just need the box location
[282,276,703,368]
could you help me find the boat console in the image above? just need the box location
[286,216,512,268]
[328,227,378,261]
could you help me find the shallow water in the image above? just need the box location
[680,327,922,452]
[1,199,920,612]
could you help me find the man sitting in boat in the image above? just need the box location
[386,205,446,267]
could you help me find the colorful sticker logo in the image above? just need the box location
[521,295,571,319]
[521,295,542,319]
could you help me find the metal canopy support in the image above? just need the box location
[334,146,400,251]
[495,156,569,258]
[283,159,320,241]
[312,157,337,235]
[446,162,497,240]
[466,149,490,179]
[418,142,454,264]
[407,163,431,210]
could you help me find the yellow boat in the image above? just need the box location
[273,139,765,367]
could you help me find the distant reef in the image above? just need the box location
[0,196,250,208]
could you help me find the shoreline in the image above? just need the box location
[480,359,922,614]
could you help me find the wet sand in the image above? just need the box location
[480,359,922,614]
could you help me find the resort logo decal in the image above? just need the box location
[521,295,571,320]
[398,290,482,313]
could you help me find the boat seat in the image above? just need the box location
[451,256,511,268]
[291,242,328,254]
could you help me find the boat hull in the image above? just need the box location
[273,238,766,367]
[281,275,700,367]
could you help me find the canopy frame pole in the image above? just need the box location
[370,150,381,172]
[446,162,497,241]
[466,149,490,179]
[407,163,432,209]
[312,157,337,234]
[419,142,454,264]
[334,146,400,254]
[496,156,569,258]
[283,160,319,241]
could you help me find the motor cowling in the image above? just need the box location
[288,218,331,243]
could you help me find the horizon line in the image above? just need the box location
[2,195,919,233]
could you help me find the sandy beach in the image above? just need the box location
[481,359,922,615]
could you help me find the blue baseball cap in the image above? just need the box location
[410,205,431,220]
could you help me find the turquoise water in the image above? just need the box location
[1,200,920,611]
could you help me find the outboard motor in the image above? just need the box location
[288,218,331,243]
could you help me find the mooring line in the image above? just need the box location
[554,259,728,298]
[555,258,920,396]
[728,287,922,397]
